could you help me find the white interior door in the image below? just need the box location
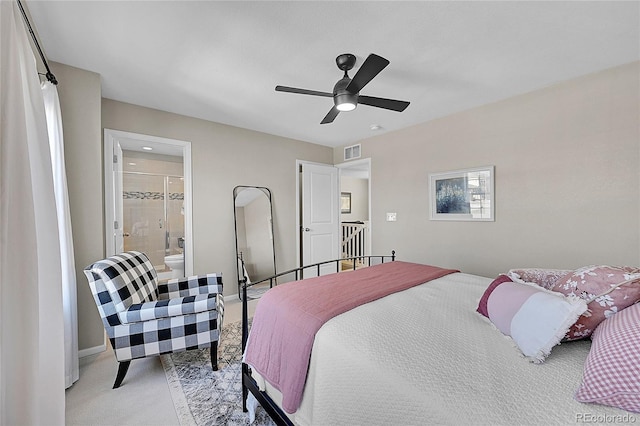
[301,163,340,277]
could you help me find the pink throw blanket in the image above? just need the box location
[243,261,458,413]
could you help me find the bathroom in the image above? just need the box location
[122,150,185,280]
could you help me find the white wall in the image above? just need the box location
[335,62,640,277]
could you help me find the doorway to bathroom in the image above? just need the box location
[122,155,184,280]
[104,129,193,280]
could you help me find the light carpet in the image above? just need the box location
[161,320,275,426]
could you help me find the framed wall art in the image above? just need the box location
[429,166,494,221]
[340,192,352,214]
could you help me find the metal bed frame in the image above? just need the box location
[240,251,396,425]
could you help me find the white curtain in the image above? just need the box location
[42,81,79,389]
[0,1,66,424]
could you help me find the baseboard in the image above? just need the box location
[224,293,239,303]
[79,343,106,358]
[79,332,107,358]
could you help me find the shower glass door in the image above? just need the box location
[122,172,184,277]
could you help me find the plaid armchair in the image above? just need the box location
[84,251,224,388]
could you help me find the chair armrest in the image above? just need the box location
[120,293,219,324]
[158,273,222,299]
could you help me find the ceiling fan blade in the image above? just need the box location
[358,95,410,112]
[321,106,340,124]
[275,85,333,97]
[345,54,389,94]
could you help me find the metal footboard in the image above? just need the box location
[240,251,396,424]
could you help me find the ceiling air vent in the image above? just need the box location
[344,144,361,161]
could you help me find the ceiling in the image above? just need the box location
[26,1,639,148]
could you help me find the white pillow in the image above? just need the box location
[477,275,588,362]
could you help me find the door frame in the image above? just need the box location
[104,129,194,276]
[296,158,372,268]
[335,157,372,257]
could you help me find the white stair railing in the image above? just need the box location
[341,221,368,260]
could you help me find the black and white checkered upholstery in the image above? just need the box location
[84,251,224,362]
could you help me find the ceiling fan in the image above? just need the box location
[275,53,410,124]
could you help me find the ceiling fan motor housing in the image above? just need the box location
[333,76,358,110]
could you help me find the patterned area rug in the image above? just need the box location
[161,320,275,426]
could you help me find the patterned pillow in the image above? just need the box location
[575,303,640,413]
[551,265,640,341]
[507,268,572,290]
[477,275,587,363]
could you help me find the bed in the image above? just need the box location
[241,256,640,425]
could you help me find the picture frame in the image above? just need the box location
[340,192,352,214]
[429,166,494,221]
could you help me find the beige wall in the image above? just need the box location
[55,59,639,352]
[335,62,640,277]
[101,100,332,300]
[51,62,105,351]
[54,63,331,352]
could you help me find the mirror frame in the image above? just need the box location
[233,185,276,299]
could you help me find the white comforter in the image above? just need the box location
[252,272,639,425]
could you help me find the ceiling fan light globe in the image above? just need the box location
[335,92,358,112]
[337,102,356,112]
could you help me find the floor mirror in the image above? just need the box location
[233,186,276,300]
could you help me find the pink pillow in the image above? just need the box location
[507,268,572,290]
[551,265,640,341]
[477,275,587,363]
[477,274,512,317]
[575,303,640,413]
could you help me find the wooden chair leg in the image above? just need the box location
[113,360,131,389]
[210,342,218,371]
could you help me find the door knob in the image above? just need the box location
[303,227,310,232]
[123,232,130,237]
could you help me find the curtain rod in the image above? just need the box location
[16,0,57,85]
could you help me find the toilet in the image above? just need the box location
[164,253,184,278]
